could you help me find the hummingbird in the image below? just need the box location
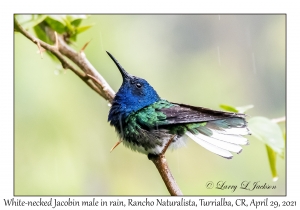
[107,51,250,159]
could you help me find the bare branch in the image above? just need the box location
[148,135,183,196]
[162,135,176,155]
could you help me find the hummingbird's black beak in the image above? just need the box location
[106,51,132,80]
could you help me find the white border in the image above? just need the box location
[2,0,300,209]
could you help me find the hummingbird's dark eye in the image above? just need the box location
[136,83,142,88]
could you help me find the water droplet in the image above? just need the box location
[54,65,64,76]
[54,70,60,75]
[217,46,221,66]
[252,52,256,74]
[245,27,252,47]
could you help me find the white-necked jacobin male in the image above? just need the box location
[107,51,250,159]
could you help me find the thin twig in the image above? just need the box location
[80,39,92,53]
[34,39,43,59]
[162,135,176,155]
[110,140,123,153]
[272,117,286,124]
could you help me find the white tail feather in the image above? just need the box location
[186,131,233,159]
[211,130,249,145]
[216,127,250,135]
[195,132,243,153]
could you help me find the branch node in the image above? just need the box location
[86,74,103,88]
[33,39,44,59]
[61,62,68,69]
[54,31,59,49]
[162,135,176,155]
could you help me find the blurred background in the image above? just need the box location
[14,15,285,195]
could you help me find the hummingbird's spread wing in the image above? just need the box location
[158,103,250,159]
[125,100,249,158]
[160,102,246,124]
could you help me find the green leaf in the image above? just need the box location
[68,25,93,42]
[219,104,238,113]
[281,129,286,159]
[15,14,47,30]
[248,116,284,155]
[220,104,254,113]
[47,15,67,25]
[266,145,278,181]
[47,15,89,28]
[64,18,75,35]
[45,16,66,34]
[236,104,254,113]
[33,25,51,44]
[71,19,82,27]
[76,25,93,34]
[66,15,88,22]
[33,25,57,61]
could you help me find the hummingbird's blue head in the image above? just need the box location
[107,52,161,123]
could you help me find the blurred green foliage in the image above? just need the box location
[14,15,286,195]
[16,15,92,43]
[220,104,285,181]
